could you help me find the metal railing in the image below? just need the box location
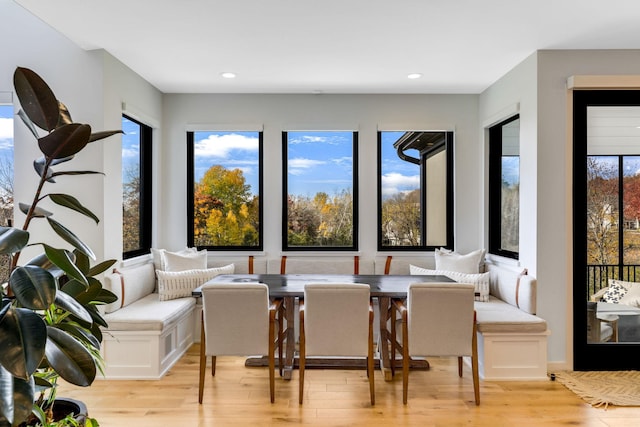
[586,264,640,298]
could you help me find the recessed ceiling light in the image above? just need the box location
[221,72,236,79]
[407,73,423,79]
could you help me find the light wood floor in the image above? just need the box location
[57,344,639,426]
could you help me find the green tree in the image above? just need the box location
[122,165,140,252]
[381,189,420,246]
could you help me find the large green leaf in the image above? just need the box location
[18,202,52,218]
[56,322,100,350]
[0,227,29,255]
[45,327,96,387]
[0,367,34,426]
[57,101,73,126]
[42,246,87,288]
[13,67,59,132]
[54,290,92,325]
[33,157,55,183]
[38,123,91,160]
[16,109,39,140]
[89,130,124,142]
[0,307,46,379]
[50,170,103,179]
[9,266,56,310]
[49,194,99,224]
[46,218,96,260]
[25,253,64,279]
[87,259,117,277]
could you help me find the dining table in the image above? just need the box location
[193,273,454,381]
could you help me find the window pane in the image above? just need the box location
[623,156,640,267]
[191,131,261,248]
[284,131,356,249]
[122,116,142,253]
[379,131,451,250]
[501,119,519,253]
[0,104,13,283]
[489,116,519,258]
[587,156,619,268]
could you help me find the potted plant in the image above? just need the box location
[0,67,122,426]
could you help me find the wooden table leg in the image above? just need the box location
[378,295,429,381]
[282,296,296,380]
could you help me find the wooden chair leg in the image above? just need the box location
[211,356,216,376]
[278,305,284,376]
[368,304,375,406]
[299,309,306,404]
[458,356,463,377]
[269,311,276,403]
[472,322,480,406]
[402,313,409,405]
[198,321,206,404]
[390,303,396,377]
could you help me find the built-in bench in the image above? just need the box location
[100,252,549,381]
[379,255,549,380]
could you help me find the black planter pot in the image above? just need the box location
[50,398,88,424]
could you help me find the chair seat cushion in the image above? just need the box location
[474,297,547,333]
[103,293,196,331]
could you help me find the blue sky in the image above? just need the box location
[121,117,140,182]
[286,131,353,197]
[380,131,420,198]
[193,131,260,193]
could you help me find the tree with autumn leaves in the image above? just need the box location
[193,165,259,246]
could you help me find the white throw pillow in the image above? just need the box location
[156,264,235,301]
[617,282,640,307]
[163,249,208,272]
[434,248,485,274]
[410,264,490,302]
[151,247,197,271]
[601,280,629,304]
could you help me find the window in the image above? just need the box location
[0,102,13,282]
[378,131,453,251]
[488,115,520,259]
[122,115,152,259]
[283,131,357,250]
[187,131,263,250]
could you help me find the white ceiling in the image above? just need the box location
[14,0,640,94]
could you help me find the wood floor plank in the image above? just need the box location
[55,344,633,426]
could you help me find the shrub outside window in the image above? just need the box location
[283,131,358,251]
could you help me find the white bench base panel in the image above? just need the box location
[475,330,550,381]
[100,308,195,379]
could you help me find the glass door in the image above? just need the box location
[573,90,640,370]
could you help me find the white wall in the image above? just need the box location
[536,50,640,369]
[161,94,481,259]
[1,1,162,266]
[1,0,105,264]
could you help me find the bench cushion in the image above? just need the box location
[104,294,196,331]
[475,297,547,333]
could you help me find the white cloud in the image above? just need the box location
[288,157,325,175]
[194,133,259,158]
[381,172,420,196]
[289,135,328,144]
[122,146,139,159]
[0,118,13,142]
[331,156,352,167]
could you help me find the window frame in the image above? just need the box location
[488,114,520,260]
[122,114,153,260]
[281,130,359,252]
[377,130,454,251]
[186,130,264,251]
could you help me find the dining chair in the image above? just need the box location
[199,283,283,403]
[299,283,375,405]
[391,282,480,405]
